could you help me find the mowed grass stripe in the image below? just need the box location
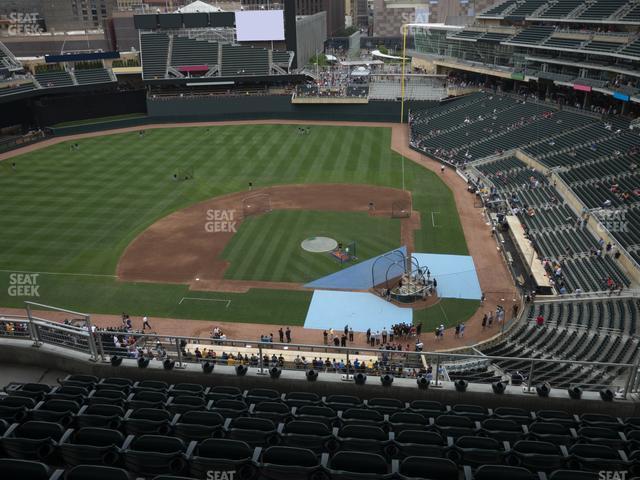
[261,210,312,281]
[249,212,294,280]
[222,211,400,283]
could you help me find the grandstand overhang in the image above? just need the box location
[291,96,369,104]
[523,16,640,26]
[410,51,514,79]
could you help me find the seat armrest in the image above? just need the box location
[185,440,197,458]
[251,446,262,463]
[3,422,20,438]
[50,468,65,480]
[122,434,135,450]
[559,445,569,457]
[170,413,180,425]
[463,465,473,480]
[59,428,74,445]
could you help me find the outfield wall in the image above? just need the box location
[45,95,435,136]
[146,95,434,123]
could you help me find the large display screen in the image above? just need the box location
[235,10,284,42]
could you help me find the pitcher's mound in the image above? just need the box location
[301,236,338,253]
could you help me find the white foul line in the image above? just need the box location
[179,297,231,308]
[0,268,116,278]
[431,211,441,228]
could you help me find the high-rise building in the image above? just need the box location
[39,0,117,31]
[352,0,368,29]
[372,0,494,37]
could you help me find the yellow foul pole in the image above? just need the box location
[400,24,408,124]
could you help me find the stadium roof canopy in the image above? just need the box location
[176,1,223,13]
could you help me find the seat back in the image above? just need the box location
[0,458,53,480]
[329,451,388,474]
[74,427,124,447]
[66,464,131,480]
[475,464,536,480]
[196,439,252,460]
[399,456,458,479]
[262,446,318,467]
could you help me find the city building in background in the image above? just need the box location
[372,0,492,37]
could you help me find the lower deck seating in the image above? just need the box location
[34,71,74,88]
[73,69,113,85]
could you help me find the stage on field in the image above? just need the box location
[304,289,412,331]
[411,253,481,300]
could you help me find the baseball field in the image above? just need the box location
[0,123,478,328]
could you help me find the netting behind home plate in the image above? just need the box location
[370,249,407,289]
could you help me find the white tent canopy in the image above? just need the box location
[176,1,223,13]
[372,49,408,61]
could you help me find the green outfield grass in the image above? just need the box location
[0,124,470,327]
[222,210,400,283]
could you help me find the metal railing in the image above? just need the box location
[1,314,638,397]
[1,302,636,397]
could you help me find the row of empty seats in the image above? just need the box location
[141,33,292,79]
[2,375,640,479]
[481,298,639,388]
